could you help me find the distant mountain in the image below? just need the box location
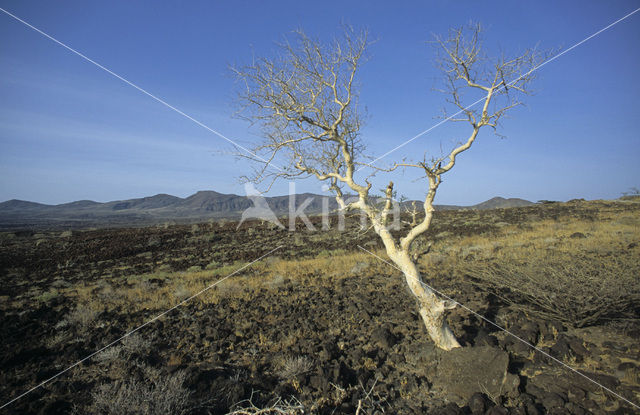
[0,200,50,212]
[106,194,183,211]
[55,200,102,209]
[467,197,534,210]
[0,191,534,230]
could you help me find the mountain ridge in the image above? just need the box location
[0,191,535,230]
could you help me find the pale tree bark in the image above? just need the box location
[232,23,545,350]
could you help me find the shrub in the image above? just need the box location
[121,333,152,356]
[205,260,219,270]
[464,257,640,327]
[276,356,313,381]
[45,332,72,348]
[228,395,304,415]
[66,307,100,332]
[88,369,190,415]
[36,288,60,303]
[94,345,123,364]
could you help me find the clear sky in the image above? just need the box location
[1,1,638,205]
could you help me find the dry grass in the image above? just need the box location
[58,251,394,319]
[419,213,640,328]
[427,215,636,261]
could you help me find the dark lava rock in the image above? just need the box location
[566,336,588,359]
[565,402,587,415]
[540,391,565,410]
[579,371,620,391]
[389,351,405,365]
[526,402,543,415]
[526,370,618,404]
[525,382,546,399]
[581,399,599,412]
[567,384,586,401]
[467,392,487,414]
[474,329,498,347]
[370,326,397,350]
[39,399,71,415]
[513,322,540,344]
[505,336,532,355]
[486,406,509,415]
[549,334,588,362]
[603,341,628,352]
[549,335,573,360]
[539,320,564,342]
[319,340,338,361]
[309,373,328,391]
[432,346,519,405]
[330,361,357,385]
[618,361,637,371]
[436,402,464,415]
[520,393,542,415]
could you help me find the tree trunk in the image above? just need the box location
[392,251,461,350]
[372,209,460,351]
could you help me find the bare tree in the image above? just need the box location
[232,24,544,350]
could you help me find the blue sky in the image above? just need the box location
[0,1,638,205]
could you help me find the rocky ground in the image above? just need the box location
[0,199,639,414]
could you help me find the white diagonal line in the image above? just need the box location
[0,245,283,410]
[357,7,640,173]
[0,7,284,173]
[357,245,640,410]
